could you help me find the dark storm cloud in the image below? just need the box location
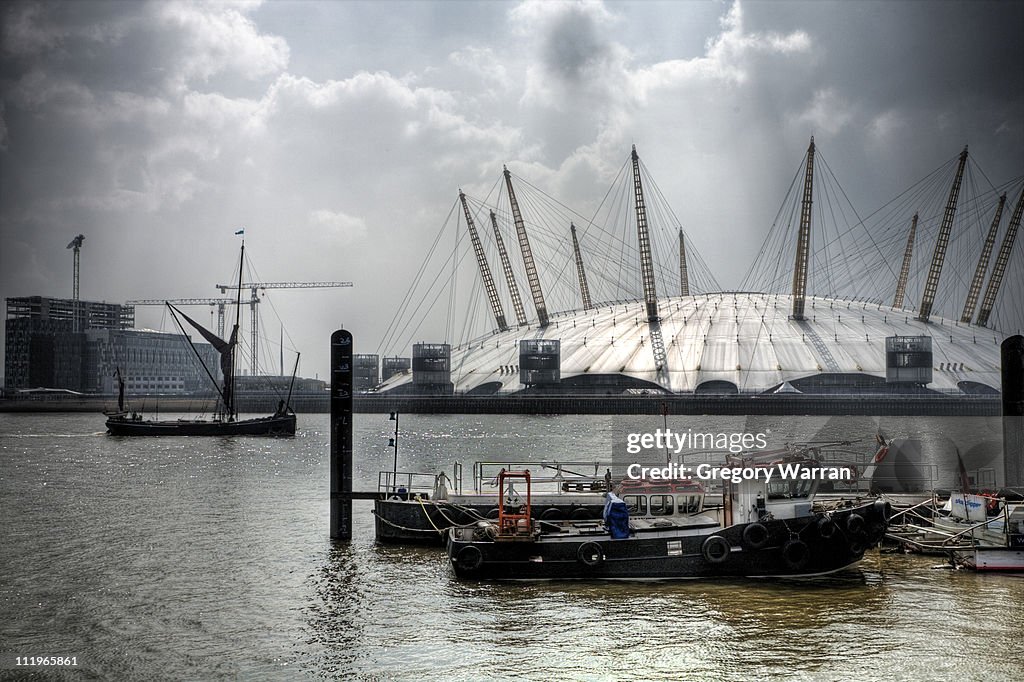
[0,0,1021,376]
[539,2,615,84]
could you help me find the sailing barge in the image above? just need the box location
[106,241,297,437]
[447,453,891,580]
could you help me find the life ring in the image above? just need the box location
[817,516,837,540]
[701,535,731,564]
[742,523,769,550]
[570,507,592,521]
[577,541,603,566]
[781,539,810,570]
[846,513,865,536]
[540,507,562,520]
[455,545,484,572]
[486,507,501,519]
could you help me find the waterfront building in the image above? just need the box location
[4,296,219,394]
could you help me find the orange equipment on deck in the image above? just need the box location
[496,469,532,537]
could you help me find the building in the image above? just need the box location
[84,327,219,394]
[378,293,1007,396]
[376,143,1020,399]
[5,296,131,391]
[5,296,220,395]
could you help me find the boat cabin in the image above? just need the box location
[722,453,824,526]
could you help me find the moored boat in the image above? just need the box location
[943,495,1024,572]
[374,461,613,544]
[447,453,891,580]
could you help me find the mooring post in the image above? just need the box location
[331,329,354,540]
[1002,335,1024,489]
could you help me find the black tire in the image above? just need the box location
[486,507,501,519]
[817,516,837,540]
[866,522,886,544]
[577,541,603,566]
[570,507,592,521]
[540,507,562,521]
[849,538,866,556]
[702,535,731,564]
[873,498,892,522]
[742,523,769,550]
[455,545,484,572]
[782,539,810,570]
[846,513,865,536]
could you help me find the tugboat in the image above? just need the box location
[447,452,891,580]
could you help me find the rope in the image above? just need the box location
[371,509,443,535]
[415,496,446,533]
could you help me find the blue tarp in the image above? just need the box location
[606,501,631,539]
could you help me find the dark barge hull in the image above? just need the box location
[448,501,889,580]
[105,412,296,436]
[374,497,606,544]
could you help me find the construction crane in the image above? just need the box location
[213,281,354,376]
[125,298,257,339]
[67,234,84,332]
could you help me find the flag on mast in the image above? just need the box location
[234,229,245,235]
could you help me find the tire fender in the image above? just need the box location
[702,535,731,564]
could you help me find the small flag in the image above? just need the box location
[235,229,245,235]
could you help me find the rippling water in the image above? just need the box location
[1,413,1021,680]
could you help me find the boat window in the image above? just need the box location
[649,495,673,516]
[623,495,647,515]
[676,494,701,514]
[767,476,815,499]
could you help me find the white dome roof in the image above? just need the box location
[382,292,1008,394]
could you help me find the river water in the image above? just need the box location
[1,412,1022,680]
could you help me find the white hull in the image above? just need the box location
[953,546,1024,572]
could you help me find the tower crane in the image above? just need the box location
[213,281,354,376]
[125,298,257,339]
[67,234,85,332]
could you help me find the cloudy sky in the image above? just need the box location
[2,0,1022,380]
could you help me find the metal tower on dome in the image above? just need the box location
[503,166,548,327]
[918,146,968,322]
[459,190,508,332]
[976,187,1024,327]
[892,212,918,310]
[489,210,528,326]
[791,137,814,320]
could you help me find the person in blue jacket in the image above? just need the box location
[603,485,631,539]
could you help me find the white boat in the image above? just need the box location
[945,495,1024,572]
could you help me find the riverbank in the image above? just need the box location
[0,393,1001,416]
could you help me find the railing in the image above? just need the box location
[472,460,611,495]
[377,464,463,497]
[377,470,440,497]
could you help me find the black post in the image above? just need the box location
[389,412,399,490]
[1002,335,1024,489]
[331,329,354,540]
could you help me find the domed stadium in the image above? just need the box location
[371,142,1023,400]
